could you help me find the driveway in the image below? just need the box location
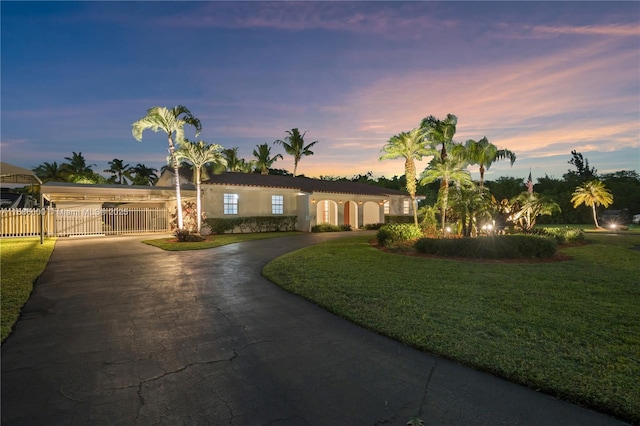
[1,234,627,425]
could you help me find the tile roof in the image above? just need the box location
[203,172,408,197]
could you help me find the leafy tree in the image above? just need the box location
[104,158,132,184]
[130,164,159,186]
[274,128,318,176]
[485,176,525,201]
[33,161,68,183]
[452,137,516,187]
[511,192,561,232]
[380,128,434,226]
[175,139,226,233]
[132,105,202,230]
[566,150,597,182]
[601,171,640,215]
[571,180,614,228]
[253,143,283,175]
[420,156,472,232]
[420,113,458,161]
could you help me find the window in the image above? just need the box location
[223,193,238,215]
[272,195,284,215]
[403,199,410,215]
[384,201,390,215]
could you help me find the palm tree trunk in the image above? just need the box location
[168,136,184,230]
[195,167,202,234]
[441,181,449,233]
[592,204,600,228]
[479,165,485,187]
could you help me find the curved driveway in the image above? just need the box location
[1,234,626,425]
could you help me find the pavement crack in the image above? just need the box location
[417,360,438,418]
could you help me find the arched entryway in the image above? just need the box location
[315,199,338,226]
[343,200,358,229]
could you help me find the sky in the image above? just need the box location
[1,1,639,184]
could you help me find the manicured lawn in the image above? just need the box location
[1,238,56,342]
[263,233,640,423]
[142,231,302,251]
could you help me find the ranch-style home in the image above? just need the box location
[1,165,414,237]
[160,171,416,232]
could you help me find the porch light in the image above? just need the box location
[311,199,316,204]
[339,200,343,204]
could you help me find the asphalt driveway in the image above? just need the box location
[1,233,628,425]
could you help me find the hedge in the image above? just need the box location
[414,235,557,259]
[205,216,297,233]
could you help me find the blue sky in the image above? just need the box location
[2,1,639,183]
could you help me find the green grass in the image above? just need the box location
[1,238,56,342]
[142,231,302,251]
[263,233,640,423]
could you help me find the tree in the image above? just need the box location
[223,147,254,173]
[420,114,458,161]
[453,137,516,187]
[175,139,226,233]
[380,128,434,226]
[420,156,472,232]
[61,151,95,181]
[571,180,614,228]
[511,192,561,233]
[104,158,132,184]
[274,128,318,176]
[130,164,159,186]
[132,105,202,230]
[33,161,68,183]
[253,143,283,175]
[566,150,597,182]
[449,184,492,237]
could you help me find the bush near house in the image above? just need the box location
[415,235,557,259]
[205,216,297,234]
[311,223,351,232]
[376,223,423,246]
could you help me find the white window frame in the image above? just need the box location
[223,193,238,215]
[384,201,390,215]
[272,195,284,215]
[403,199,410,215]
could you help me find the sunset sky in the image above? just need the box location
[2,1,638,184]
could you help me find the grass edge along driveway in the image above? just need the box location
[1,238,56,342]
[142,231,302,251]
[262,233,640,424]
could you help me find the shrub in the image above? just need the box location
[173,229,204,242]
[415,235,557,259]
[205,216,297,234]
[340,224,352,231]
[362,223,384,230]
[534,227,585,244]
[311,223,343,232]
[377,223,423,247]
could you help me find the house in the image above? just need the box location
[199,172,414,231]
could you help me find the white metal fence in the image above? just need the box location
[0,207,170,237]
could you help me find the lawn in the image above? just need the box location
[142,231,302,251]
[1,238,56,342]
[263,232,640,423]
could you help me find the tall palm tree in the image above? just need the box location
[130,164,159,186]
[420,156,472,232]
[571,180,613,228]
[132,105,202,230]
[253,143,283,175]
[380,128,434,226]
[420,114,458,162]
[274,128,318,176]
[223,147,244,172]
[453,137,516,187]
[175,139,227,233]
[33,161,68,183]
[104,158,132,184]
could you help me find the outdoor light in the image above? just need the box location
[609,223,617,230]
[445,226,452,233]
[311,199,316,204]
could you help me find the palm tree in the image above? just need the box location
[274,128,318,176]
[420,156,472,232]
[380,128,434,226]
[104,158,132,184]
[253,143,283,175]
[61,151,95,181]
[420,114,458,161]
[33,161,68,183]
[452,137,516,187]
[175,139,227,233]
[132,105,202,230]
[571,180,613,228]
[223,147,244,172]
[130,164,159,186]
[511,192,561,233]
[449,184,492,237]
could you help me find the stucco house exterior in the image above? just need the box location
[198,172,415,232]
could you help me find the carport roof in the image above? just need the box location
[0,162,42,185]
[41,182,195,203]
